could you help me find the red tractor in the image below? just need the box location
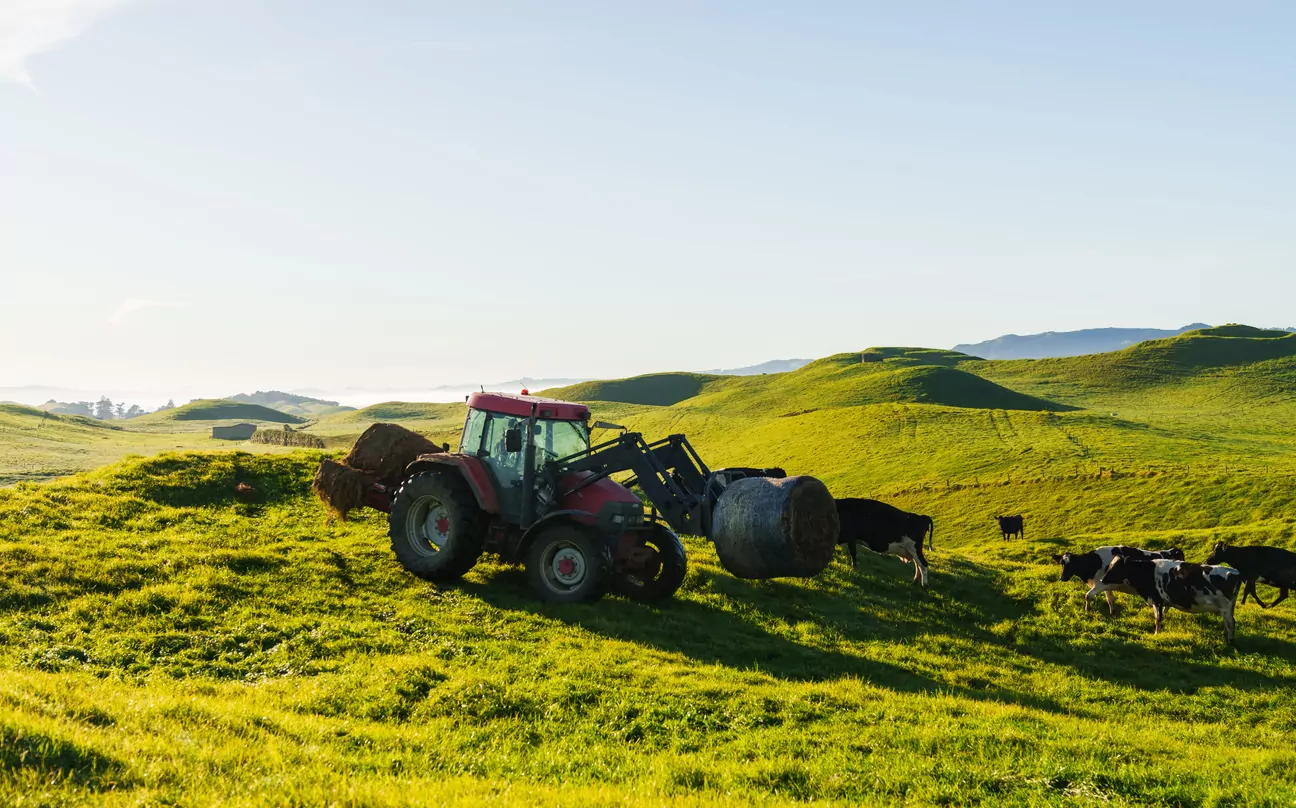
[363,392,786,604]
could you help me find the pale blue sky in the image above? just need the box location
[2,1,1294,402]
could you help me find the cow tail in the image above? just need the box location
[927,516,935,550]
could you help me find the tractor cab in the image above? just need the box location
[458,392,592,519]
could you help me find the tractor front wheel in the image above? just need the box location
[613,525,687,602]
[388,472,484,582]
[524,525,612,604]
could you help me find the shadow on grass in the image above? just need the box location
[460,559,1077,716]
[461,544,1296,706]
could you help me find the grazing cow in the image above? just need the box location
[1205,542,1296,608]
[995,515,1025,540]
[1052,546,1186,614]
[1101,557,1242,644]
[836,498,929,586]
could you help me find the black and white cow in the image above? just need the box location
[995,515,1024,541]
[1101,557,1242,644]
[1205,542,1296,608]
[836,498,929,586]
[1052,546,1185,614]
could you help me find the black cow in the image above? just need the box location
[1052,545,1185,614]
[1205,542,1296,608]
[1101,557,1242,644]
[836,498,930,586]
[995,515,1024,540]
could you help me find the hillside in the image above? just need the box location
[954,323,1211,360]
[3,451,1296,804]
[0,403,296,485]
[548,350,1071,416]
[133,399,307,426]
[226,390,355,417]
[9,330,1296,802]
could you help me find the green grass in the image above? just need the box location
[2,452,1296,804]
[0,403,296,485]
[133,399,307,426]
[7,327,1296,803]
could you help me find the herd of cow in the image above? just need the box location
[833,498,1296,645]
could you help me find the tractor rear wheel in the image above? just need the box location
[613,525,687,602]
[388,471,484,582]
[524,525,611,604]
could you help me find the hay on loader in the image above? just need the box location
[313,458,377,521]
[343,423,443,484]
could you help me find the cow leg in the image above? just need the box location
[914,545,929,588]
[1223,602,1236,645]
[1247,579,1270,609]
[1105,590,1117,616]
[1267,587,1288,609]
[1152,603,1164,634]
[848,541,857,568]
[1083,586,1095,612]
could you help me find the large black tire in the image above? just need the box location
[524,524,612,604]
[612,525,687,602]
[388,471,484,582]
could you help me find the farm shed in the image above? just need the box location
[211,423,257,440]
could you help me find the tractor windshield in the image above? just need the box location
[535,419,589,463]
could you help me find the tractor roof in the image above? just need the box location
[467,392,590,421]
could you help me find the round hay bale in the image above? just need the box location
[343,423,442,484]
[313,458,377,521]
[711,475,839,579]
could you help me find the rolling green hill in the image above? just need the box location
[548,372,722,406]
[134,399,307,426]
[8,327,1296,803]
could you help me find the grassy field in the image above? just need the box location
[4,326,1296,804]
[0,402,301,486]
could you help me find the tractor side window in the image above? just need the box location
[460,409,487,455]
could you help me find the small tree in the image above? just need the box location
[94,397,115,420]
[125,404,146,418]
[65,401,94,417]
[159,399,176,411]
[115,402,126,419]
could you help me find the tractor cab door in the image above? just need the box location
[474,412,529,521]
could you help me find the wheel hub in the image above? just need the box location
[412,496,450,552]
[550,546,586,586]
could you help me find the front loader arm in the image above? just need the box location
[555,433,712,536]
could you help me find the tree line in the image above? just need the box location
[46,397,178,420]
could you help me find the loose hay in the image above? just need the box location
[343,423,442,484]
[313,458,377,521]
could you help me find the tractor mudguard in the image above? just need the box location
[519,509,600,553]
[519,498,648,556]
[403,453,501,515]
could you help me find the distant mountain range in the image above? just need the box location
[703,358,812,376]
[953,324,1214,360]
[226,390,355,417]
